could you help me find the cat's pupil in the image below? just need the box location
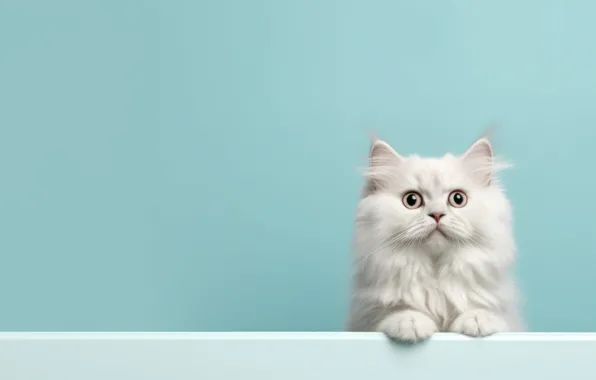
[454,193,463,204]
[406,194,418,206]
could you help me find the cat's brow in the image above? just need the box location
[433,174,442,189]
[415,171,445,194]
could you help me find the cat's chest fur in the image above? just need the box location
[373,247,503,330]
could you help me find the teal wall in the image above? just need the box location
[0,0,594,332]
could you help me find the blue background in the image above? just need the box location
[0,0,593,332]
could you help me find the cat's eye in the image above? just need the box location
[448,190,468,208]
[402,191,423,209]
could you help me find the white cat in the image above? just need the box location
[346,136,522,341]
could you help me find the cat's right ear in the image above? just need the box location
[363,140,402,195]
[369,140,402,167]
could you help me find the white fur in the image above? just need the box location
[346,137,523,342]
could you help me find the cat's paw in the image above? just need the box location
[377,310,437,342]
[449,309,508,337]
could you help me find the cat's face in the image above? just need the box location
[358,138,512,255]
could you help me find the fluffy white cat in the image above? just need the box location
[346,136,522,341]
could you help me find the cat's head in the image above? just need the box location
[356,136,513,255]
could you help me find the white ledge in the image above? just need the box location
[0,331,594,341]
[0,333,594,380]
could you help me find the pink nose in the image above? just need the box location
[428,213,445,223]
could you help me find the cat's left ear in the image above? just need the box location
[460,138,493,186]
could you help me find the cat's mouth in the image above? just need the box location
[429,226,450,239]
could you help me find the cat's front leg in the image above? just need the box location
[448,309,508,337]
[377,309,438,342]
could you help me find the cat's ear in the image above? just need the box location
[363,139,402,195]
[369,139,402,167]
[460,138,494,186]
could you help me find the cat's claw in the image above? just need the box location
[449,309,508,337]
[378,310,437,342]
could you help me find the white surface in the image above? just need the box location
[0,333,593,380]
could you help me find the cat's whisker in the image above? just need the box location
[355,222,435,268]
[354,229,410,266]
